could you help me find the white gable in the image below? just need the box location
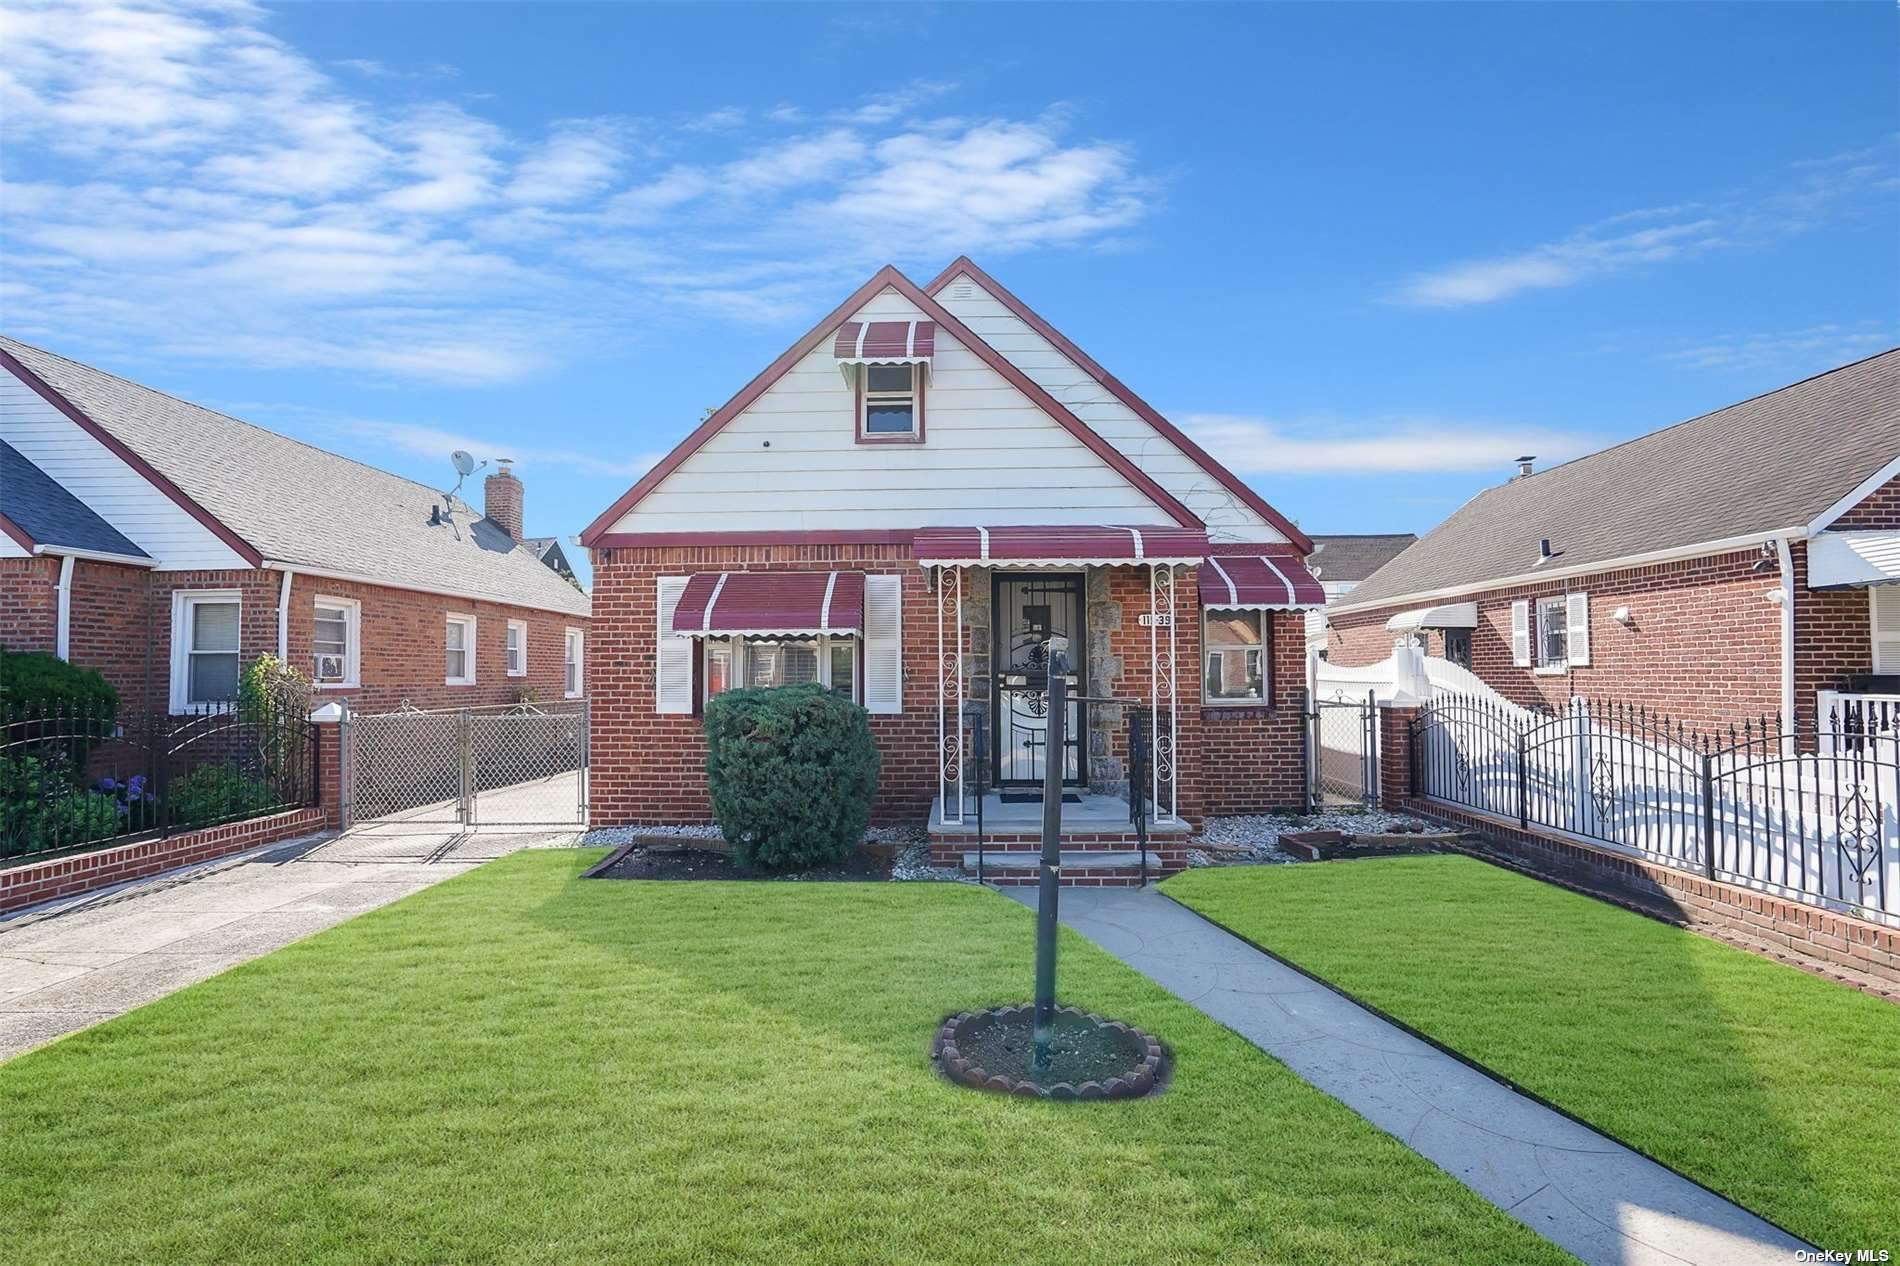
[0,530,29,558]
[0,367,249,570]
[934,273,1287,545]
[605,287,1178,535]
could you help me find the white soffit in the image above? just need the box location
[1385,601,1479,631]
[1807,531,1900,588]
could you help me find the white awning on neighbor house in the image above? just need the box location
[1807,531,1900,588]
[1385,601,1479,632]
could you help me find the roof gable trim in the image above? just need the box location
[579,265,1202,545]
[1808,451,1900,536]
[0,347,262,567]
[924,255,1312,555]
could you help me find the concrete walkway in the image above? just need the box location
[1006,884,1810,1266]
[0,822,577,1061]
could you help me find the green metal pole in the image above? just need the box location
[1032,646,1068,1072]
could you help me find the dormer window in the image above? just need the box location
[834,319,933,444]
[859,363,922,441]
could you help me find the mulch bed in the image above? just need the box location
[585,844,891,882]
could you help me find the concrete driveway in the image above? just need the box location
[0,818,580,1061]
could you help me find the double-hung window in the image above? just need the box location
[1202,609,1268,704]
[1536,596,1569,671]
[445,614,477,686]
[506,619,529,677]
[564,628,584,698]
[170,590,242,712]
[313,596,360,688]
[702,636,857,704]
[858,364,921,441]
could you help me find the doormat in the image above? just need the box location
[998,792,1083,805]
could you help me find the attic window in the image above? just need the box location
[859,363,922,442]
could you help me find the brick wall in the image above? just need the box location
[0,806,327,916]
[587,546,1306,829]
[28,561,586,718]
[1331,542,1880,736]
[588,542,939,827]
[65,559,160,712]
[1200,610,1307,814]
[283,573,582,713]
[1829,474,1900,530]
[0,556,58,655]
[1327,548,1786,733]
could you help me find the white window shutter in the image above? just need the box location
[1874,586,1900,673]
[1510,599,1532,667]
[655,577,693,714]
[1566,592,1591,666]
[863,573,903,714]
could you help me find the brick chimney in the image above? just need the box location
[485,460,523,540]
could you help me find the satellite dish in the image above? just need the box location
[451,450,477,477]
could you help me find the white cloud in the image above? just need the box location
[330,417,661,478]
[506,120,628,205]
[1177,412,1601,476]
[1395,141,1898,307]
[1,1,1157,381]
[1657,322,1897,372]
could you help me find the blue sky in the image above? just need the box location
[3,1,1896,586]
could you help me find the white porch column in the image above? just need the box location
[936,564,965,824]
[1149,563,1179,821]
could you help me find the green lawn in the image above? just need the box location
[0,851,1572,1266]
[1165,856,1900,1248]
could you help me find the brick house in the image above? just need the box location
[0,337,590,717]
[1325,349,1900,736]
[1303,533,1417,660]
[579,258,1323,879]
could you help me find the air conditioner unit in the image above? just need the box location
[316,654,345,682]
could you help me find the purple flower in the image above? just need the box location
[99,776,117,792]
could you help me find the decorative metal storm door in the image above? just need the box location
[992,574,1085,789]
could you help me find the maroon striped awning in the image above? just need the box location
[912,525,1208,567]
[671,571,865,637]
[1199,550,1326,610]
[833,320,936,365]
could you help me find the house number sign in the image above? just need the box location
[1138,613,1173,628]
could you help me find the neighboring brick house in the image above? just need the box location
[1302,533,1417,659]
[0,337,590,718]
[579,258,1323,879]
[1325,349,1900,736]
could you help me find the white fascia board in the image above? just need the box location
[1807,453,1900,535]
[1328,526,1809,617]
[259,559,589,619]
[35,544,159,568]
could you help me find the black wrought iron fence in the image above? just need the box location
[1412,692,1898,921]
[0,699,318,864]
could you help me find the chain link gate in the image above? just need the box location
[345,701,587,830]
[1305,689,1377,811]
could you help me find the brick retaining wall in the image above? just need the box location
[0,806,328,916]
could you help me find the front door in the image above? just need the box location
[992,574,1085,788]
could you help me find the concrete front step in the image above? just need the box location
[960,850,1167,887]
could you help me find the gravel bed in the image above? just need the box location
[1188,808,1430,867]
[581,823,724,847]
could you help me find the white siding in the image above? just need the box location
[605,288,1176,535]
[933,274,1289,545]
[0,530,29,558]
[0,368,249,570]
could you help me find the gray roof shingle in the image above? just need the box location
[1337,349,1900,612]
[1306,534,1417,582]
[0,336,588,617]
[0,439,150,559]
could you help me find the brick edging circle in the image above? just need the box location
[931,1004,1166,1099]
